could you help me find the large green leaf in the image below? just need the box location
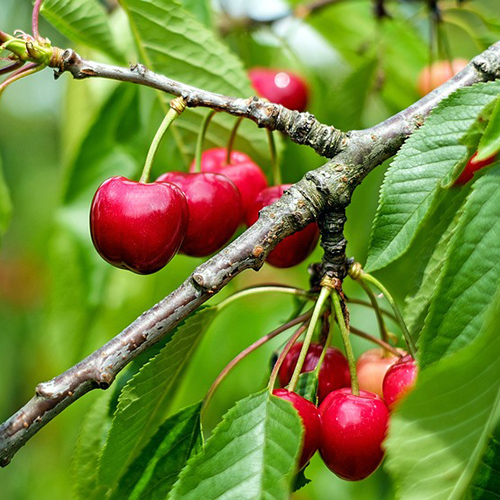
[120,0,276,169]
[110,402,202,500]
[419,167,500,367]
[404,186,469,337]
[366,81,500,272]
[98,307,217,489]
[41,0,123,61]
[169,391,302,500]
[385,285,500,499]
[72,391,113,500]
[467,435,500,499]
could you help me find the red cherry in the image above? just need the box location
[156,171,241,257]
[272,388,321,469]
[90,176,188,275]
[249,68,309,112]
[189,148,268,222]
[417,58,468,97]
[279,342,350,403]
[382,355,418,410]
[246,185,319,268]
[455,152,497,185]
[319,388,389,481]
[356,348,406,399]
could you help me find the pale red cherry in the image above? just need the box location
[356,348,406,399]
[417,58,468,96]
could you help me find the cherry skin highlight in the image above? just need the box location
[356,348,406,399]
[382,355,418,410]
[278,342,350,403]
[417,58,468,96]
[190,148,268,222]
[249,68,309,112]
[272,388,321,469]
[455,152,497,185]
[319,388,389,481]
[246,185,319,268]
[156,171,241,257]
[90,176,188,275]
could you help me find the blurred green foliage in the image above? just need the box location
[0,0,499,498]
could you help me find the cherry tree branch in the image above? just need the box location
[1,41,500,467]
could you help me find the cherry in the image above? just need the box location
[356,348,406,399]
[246,185,319,268]
[455,152,497,185]
[319,388,389,481]
[156,171,241,257]
[90,176,188,274]
[382,355,418,410]
[272,388,321,469]
[279,342,350,403]
[248,68,309,112]
[189,148,268,222]
[417,58,468,96]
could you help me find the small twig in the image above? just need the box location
[346,297,397,322]
[350,326,403,357]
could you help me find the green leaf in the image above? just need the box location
[366,81,500,272]
[295,371,318,404]
[120,0,276,169]
[109,403,202,500]
[98,307,217,489]
[419,167,500,367]
[386,285,500,499]
[41,0,123,61]
[477,95,500,162]
[72,391,113,500]
[0,159,12,243]
[404,186,469,337]
[467,435,500,500]
[169,391,302,500]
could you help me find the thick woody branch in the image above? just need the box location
[1,41,500,466]
[49,48,345,159]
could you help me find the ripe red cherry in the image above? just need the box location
[417,58,468,96]
[156,171,241,257]
[272,389,321,469]
[382,355,418,410]
[279,342,350,403]
[246,185,319,268]
[90,176,188,274]
[455,152,497,185]
[319,388,389,481]
[189,148,268,222]
[249,68,309,112]
[356,348,406,399]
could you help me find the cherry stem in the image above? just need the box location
[225,116,244,165]
[216,285,312,311]
[267,129,281,185]
[194,109,216,173]
[357,278,390,346]
[0,63,43,99]
[287,286,331,392]
[332,290,359,395]
[139,97,186,183]
[267,322,309,393]
[359,271,417,359]
[32,0,44,40]
[350,326,403,357]
[346,297,397,322]
[0,61,24,76]
[312,311,333,378]
[202,310,312,416]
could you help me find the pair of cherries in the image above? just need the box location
[274,342,417,480]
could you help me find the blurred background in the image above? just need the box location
[0,0,499,498]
